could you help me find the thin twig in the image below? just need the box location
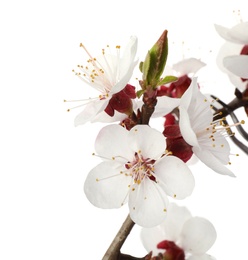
[103,214,135,260]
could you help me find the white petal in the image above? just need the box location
[197,132,230,165]
[74,99,108,126]
[112,59,138,94]
[216,42,242,74]
[215,24,235,42]
[111,36,138,94]
[140,226,166,255]
[227,72,247,91]
[155,156,195,199]
[154,96,181,118]
[119,36,138,77]
[193,146,235,177]
[172,58,206,75]
[223,55,248,78]
[229,22,248,44]
[188,254,216,260]
[95,124,133,161]
[215,22,248,44]
[128,179,169,227]
[128,125,166,159]
[84,161,132,208]
[161,203,192,241]
[91,109,127,123]
[179,106,199,147]
[181,217,217,255]
[180,77,198,109]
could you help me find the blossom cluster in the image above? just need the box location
[66,22,248,259]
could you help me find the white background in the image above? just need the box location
[1,0,248,259]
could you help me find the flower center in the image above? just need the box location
[157,240,185,260]
[125,152,156,184]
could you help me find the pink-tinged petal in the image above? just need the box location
[188,254,216,260]
[128,125,166,159]
[179,106,199,147]
[223,55,248,78]
[181,217,217,255]
[153,96,181,118]
[74,99,109,126]
[193,147,235,177]
[161,203,192,241]
[128,179,169,227]
[84,161,132,208]
[140,226,166,256]
[95,124,133,161]
[172,58,206,75]
[154,156,195,199]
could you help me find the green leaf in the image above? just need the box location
[157,75,178,86]
[136,89,145,98]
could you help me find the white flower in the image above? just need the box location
[141,203,217,260]
[84,124,195,227]
[179,77,235,177]
[72,36,138,125]
[215,22,248,89]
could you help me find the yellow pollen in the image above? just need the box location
[241,120,245,124]
[173,194,177,198]
[112,157,115,160]
[163,208,167,212]
[132,188,135,191]
[212,144,216,147]
[116,45,121,49]
[204,98,207,102]
[96,178,99,182]
[228,162,232,165]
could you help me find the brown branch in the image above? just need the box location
[102,214,135,260]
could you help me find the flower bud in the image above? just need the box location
[141,30,168,88]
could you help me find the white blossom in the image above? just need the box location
[141,203,217,259]
[179,78,235,176]
[84,124,195,227]
[215,22,248,89]
[72,36,138,125]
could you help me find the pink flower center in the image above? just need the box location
[125,152,156,184]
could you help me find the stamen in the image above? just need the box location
[64,97,100,112]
